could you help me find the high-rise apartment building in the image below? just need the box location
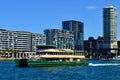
[62,20,84,51]
[13,31,32,51]
[0,29,46,52]
[103,6,118,52]
[0,29,12,50]
[44,29,74,50]
[32,33,46,51]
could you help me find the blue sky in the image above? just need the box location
[0,0,119,40]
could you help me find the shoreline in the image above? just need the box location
[0,58,14,61]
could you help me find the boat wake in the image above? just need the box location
[89,63,120,66]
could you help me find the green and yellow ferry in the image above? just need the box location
[14,45,88,67]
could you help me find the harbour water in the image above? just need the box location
[1,60,120,80]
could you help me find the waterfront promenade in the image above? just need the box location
[0,58,14,61]
[0,52,35,60]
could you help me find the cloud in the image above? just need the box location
[87,6,98,9]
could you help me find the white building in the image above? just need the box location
[32,33,46,51]
[0,29,46,52]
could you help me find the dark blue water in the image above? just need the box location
[0,60,120,80]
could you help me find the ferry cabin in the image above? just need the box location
[29,44,86,62]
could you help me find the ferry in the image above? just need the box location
[14,45,88,67]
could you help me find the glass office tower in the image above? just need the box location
[62,20,84,51]
[103,6,117,52]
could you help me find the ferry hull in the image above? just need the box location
[14,59,88,67]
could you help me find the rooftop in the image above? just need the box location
[105,6,116,9]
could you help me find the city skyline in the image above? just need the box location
[0,0,119,40]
